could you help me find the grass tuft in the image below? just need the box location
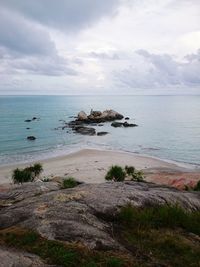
[0,228,132,267]
[116,203,200,266]
[119,204,200,235]
[62,177,79,189]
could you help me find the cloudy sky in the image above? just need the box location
[0,0,200,95]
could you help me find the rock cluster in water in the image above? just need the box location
[65,109,137,135]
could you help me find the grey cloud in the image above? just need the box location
[89,52,120,60]
[184,49,200,62]
[0,8,56,56]
[0,8,77,77]
[114,49,200,89]
[0,55,77,77]
[0,0,120,31]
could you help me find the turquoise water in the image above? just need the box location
[0,95,200,166]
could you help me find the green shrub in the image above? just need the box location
[12,163,43,184]
[194,180,200,191]
[131,170,144,182]
[25,163,43,178]
[124,165,144,181]
[105,165,126,182]
[125,165,135,175]
[12,168,33,184]
[62,177,78,189]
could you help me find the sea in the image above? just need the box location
[0,95,200,167]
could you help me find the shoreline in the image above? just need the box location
[1,145,199,170]
[0,148,199,187]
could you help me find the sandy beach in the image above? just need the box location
[0,149,199,188]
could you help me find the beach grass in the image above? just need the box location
[115,204,200,267]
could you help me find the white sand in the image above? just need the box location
[0,149,185,185]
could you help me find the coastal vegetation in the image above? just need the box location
[62,177,79,188]
[184,180,200,191]
[115,204,200,267]
[1,203,199,267]
[0,228,132,267]
[105,165,144,182]
[105,165,126,181]
[194,180,200,191]
[12,163,43,184]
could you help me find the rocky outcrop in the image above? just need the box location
[66,109,125,135]
[0,181,199,250]
[76,109,124,123]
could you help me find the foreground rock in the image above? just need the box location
[0,247,53,267]
[0,181,199,251]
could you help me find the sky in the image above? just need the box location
[0,0,200,95]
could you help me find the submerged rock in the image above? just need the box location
[97,131,109,136]
[24,119,32,122]
[123,122,138,127]
[74,126,96,136]
[111,122,123,127]
[111,121,138,128]
[27,136,36,141]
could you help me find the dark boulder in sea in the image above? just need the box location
[26,128,30,130]
[27,136,36,141]
[123,121,138,127]
[97,131,109,136]
[24,119,32,122]
[74,126,96,136]
[111,122,123,127]
[125,117,130,120]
